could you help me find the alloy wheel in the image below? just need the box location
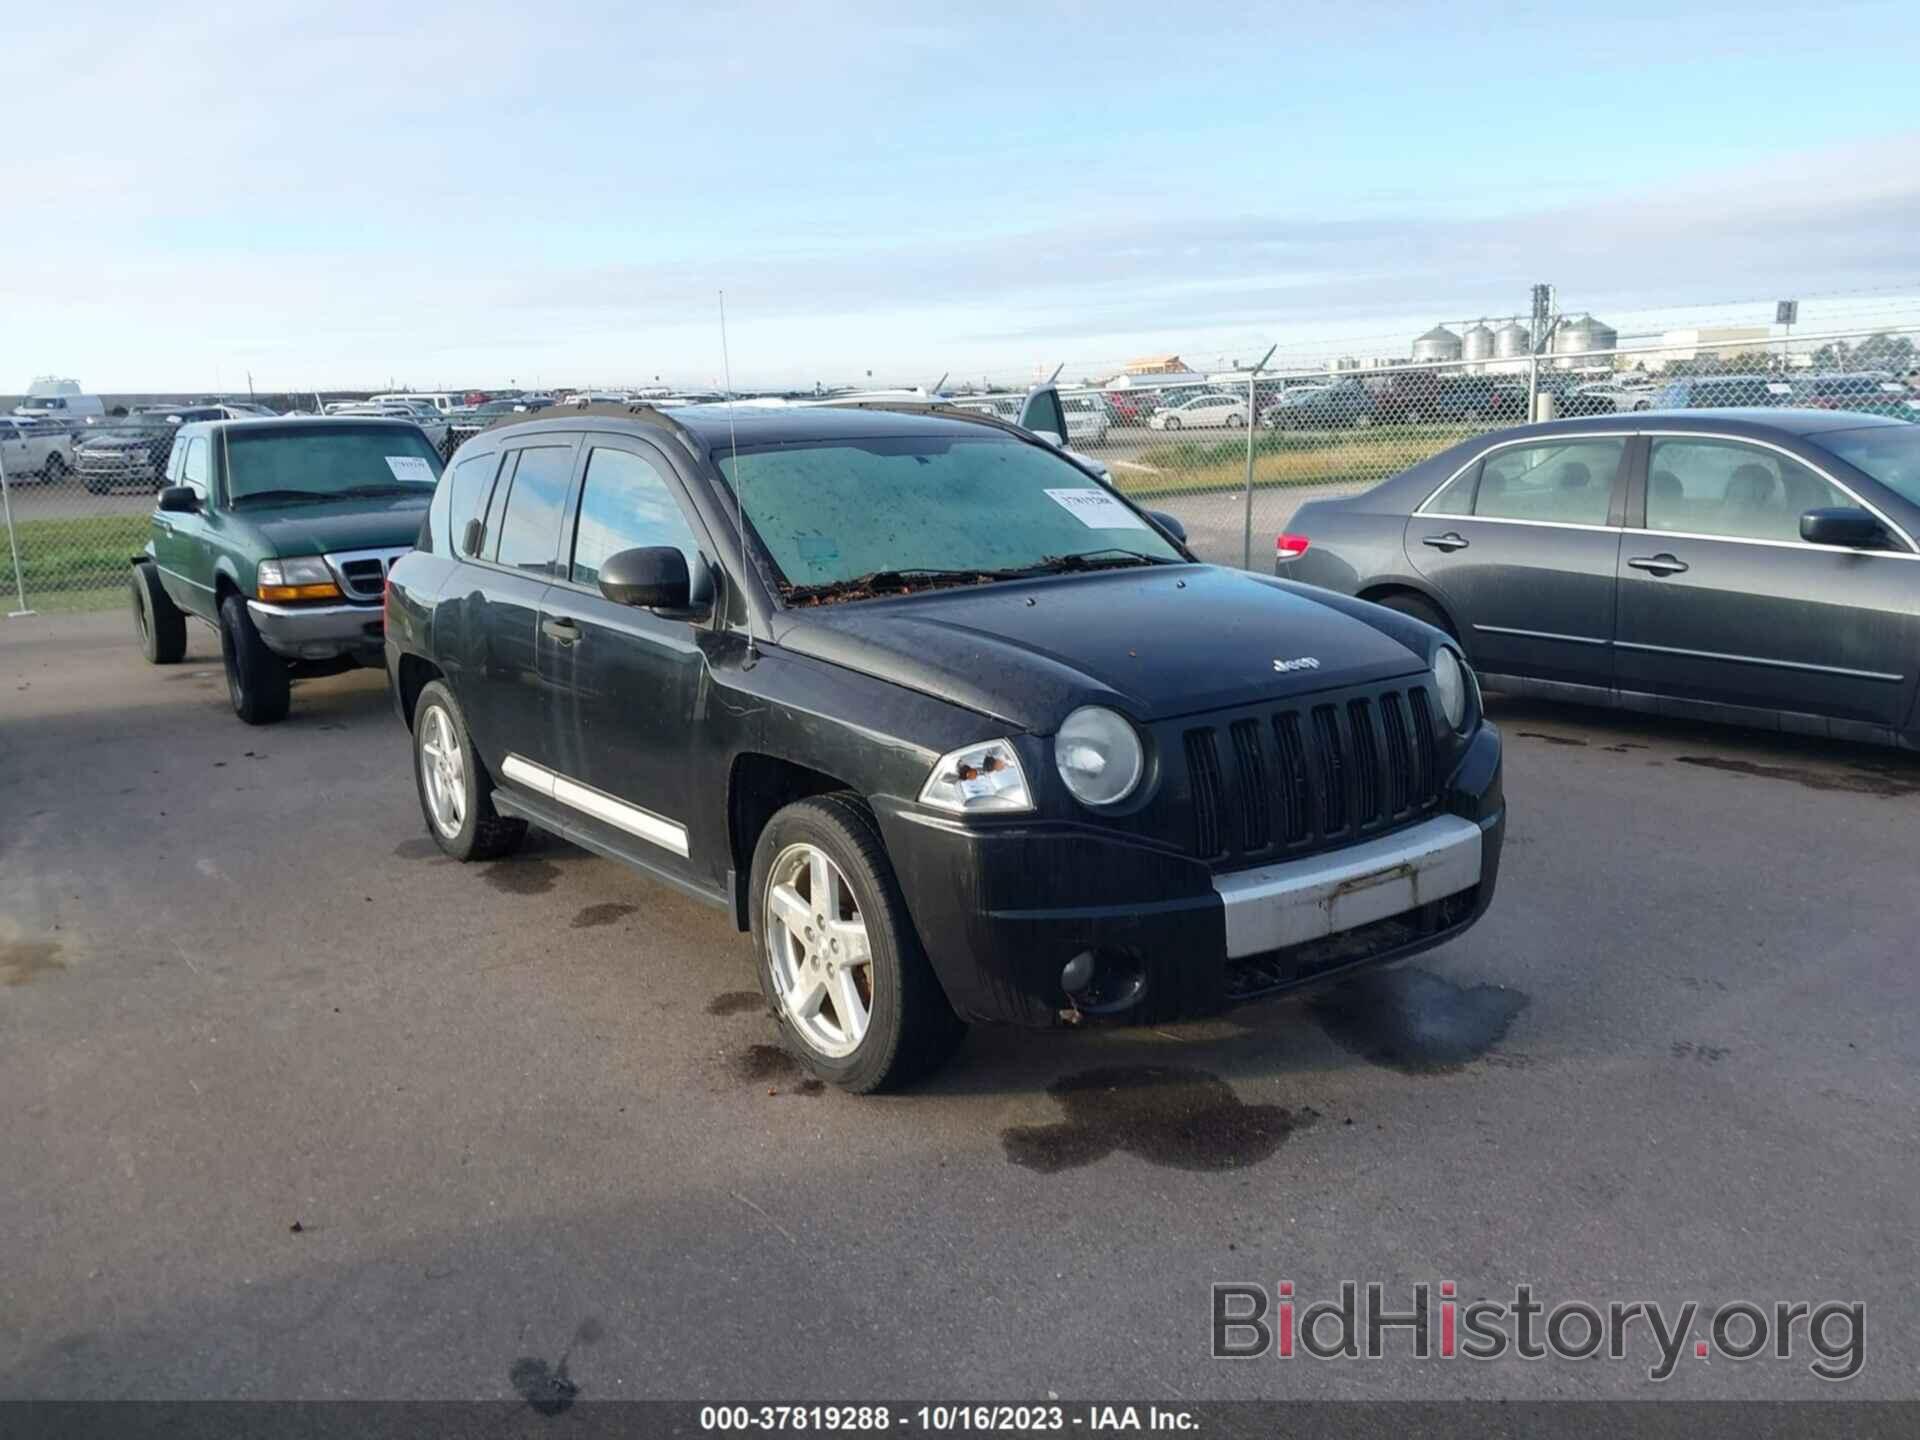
[764,842,874,1059]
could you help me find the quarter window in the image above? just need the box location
[491,445,575,574]
[1469,439,1623,526]
[569,446,699,588]
[1645,439,1851,544]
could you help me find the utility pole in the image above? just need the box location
[1776,300,1798,374]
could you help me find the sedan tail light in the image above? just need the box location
[1274,534,1311,562]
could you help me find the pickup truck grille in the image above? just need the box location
[324,547,411,603]
[1183,684,1443,863]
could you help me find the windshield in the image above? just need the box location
[1816,426,1920,509]
[223,423,443,503]
[713,434,1184,602]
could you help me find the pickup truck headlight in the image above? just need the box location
[919,739,1034,815]
[1054,706,1144,807]
[1431,646,1470,730]
[256,557,342,603]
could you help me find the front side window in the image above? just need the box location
[1646,438,1852,544]
[492,445,575,575]
[570,446,699,588]
[180,437,210,494]
[713,434,1183,603]
[446,451,501,556]
[1470,439,1624,525]
[223,423,442,504]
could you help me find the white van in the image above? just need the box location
[372,392,458,415]
[14,391,106,423]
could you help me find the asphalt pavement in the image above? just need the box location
[2,610,1916,1402]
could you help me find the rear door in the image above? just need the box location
[1404,434,1632,689]
[533,436,716,878]
[1614,433,1916,728]
[153,434,213,615]
[0,422,28,479]
[456,438,581,768]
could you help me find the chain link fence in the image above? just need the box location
[4,325,1917,615]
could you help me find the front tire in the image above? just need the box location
[42,453,69,485]
[131,562,186,664]
[218,592,290,724]
[750,793,965,1093]
[1374,590,1456,639]
[1225,413,1244,428]
[411,680,527,860]
[1162,415,1181,430]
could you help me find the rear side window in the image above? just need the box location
[446,452,501,556]
[492,445,575,575]
[1470,439,1624,526]
[569,446,699,588]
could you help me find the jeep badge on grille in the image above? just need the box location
[1273,657,1321,673]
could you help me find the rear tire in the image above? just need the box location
[1373,590,1456,640]
[218,592,290,724]
[130,562,186,664]
[411,680,527,861]
[750,792,966,1093]
[42,453,69,485]
[1225,413,1244,428]
[1163,416,1181,430]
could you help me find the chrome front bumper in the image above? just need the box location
[246,600,385,660]
[1212,814,1484,959]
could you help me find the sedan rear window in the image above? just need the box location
[1816,426,1920,509]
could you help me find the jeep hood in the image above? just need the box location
[241,495,429,557]
[772,564,1429,732]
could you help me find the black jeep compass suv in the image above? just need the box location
[384,402,1504,1091]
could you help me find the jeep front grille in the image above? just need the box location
[1183,685,1444,862]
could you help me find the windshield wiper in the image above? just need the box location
[781,566,1032,605]
[1030,548,1174,573]
[229,489,335,506]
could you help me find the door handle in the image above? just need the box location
[1422,532,1469,552]
[541,617,581,645]
[1627,554,1689,576]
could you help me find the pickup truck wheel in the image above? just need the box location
[751,793,965,1093]
[83,474,110,495]
[217,593,290,724]
[130,562,186,664]
[412,680,527,860]
[42,453,69,484]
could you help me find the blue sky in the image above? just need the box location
[5,1,1917,390]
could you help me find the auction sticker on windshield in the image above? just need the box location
[385,455,436,483]
[1044,488,1148,529]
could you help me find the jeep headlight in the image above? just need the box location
[1054,706,1144,807]
[919,739,1033,815]
[256,556,341,603]
[1431,646,1469,730]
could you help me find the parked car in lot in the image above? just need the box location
[1793,372,1916,420]
[75,415,185,492]
[1264,380,1375,429]
[130,417,444,724]
[384,403,1504,1091]
[1369,374,1527,426]
[327,400,450,450]
[0,417,75,483]
[1277,410,1920,747]
[1572,381,1656,413]
[1148,392,1246,429]
[1653,375,1795,409]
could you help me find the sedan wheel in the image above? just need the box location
[1163,416,1181,430]
[764,842,873,1059]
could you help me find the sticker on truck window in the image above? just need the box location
[385,455,435,483]
[1044,488,1148,530]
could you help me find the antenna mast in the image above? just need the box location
[718,291,757,663]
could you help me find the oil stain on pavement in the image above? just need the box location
[1675,755,1920,798]
[509,1318,602,1415]
[1311,967,1527,1073]
[1002,1066,1317,1174]
[730,1042,825,1094]
[1,937,65,987]
[571,902,637,929]
[481,858,561,895]
[391,837,447,862]
[706,990,765,1016]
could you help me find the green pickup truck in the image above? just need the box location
[130,417,444,724]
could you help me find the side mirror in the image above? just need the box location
[598,545,694,611]
[157,485,199,513]
[1019,386,1070,448]
[1800,507,1886,548]
[1146,509,1188,544]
